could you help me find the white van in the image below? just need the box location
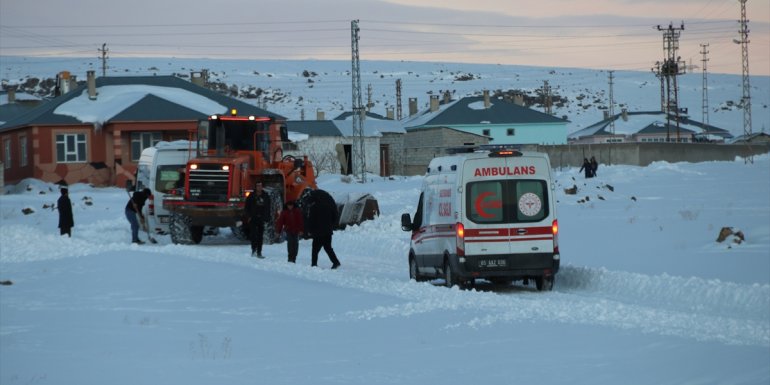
[401,147,560,290]
[134,141,192,234]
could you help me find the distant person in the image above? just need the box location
[126,188,151,244]
[245,182,271,258]
[57,186,73,237]
[302,189,341,269]
[275,200,304,263]
[590,156,599,177]
[579,158,593,179]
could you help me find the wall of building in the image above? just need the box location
[527,142,770,170]
[404,127,489,175]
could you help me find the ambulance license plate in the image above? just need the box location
[160,216,170,224]
[479,259,507,268]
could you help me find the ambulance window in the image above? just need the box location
[412,192,424,230]
[467,181,504,223]
[466,180,548,224]
[155,165,185,193]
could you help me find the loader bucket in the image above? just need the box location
[334,193,379,229]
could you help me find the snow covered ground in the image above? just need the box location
[1,156,768,384]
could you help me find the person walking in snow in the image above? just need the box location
[275,200,304,263]
[126,188,151,244]
[590,156,599,177]
[302,188,341,269]
[244,182,271,258]
[57,186,74,237]
[579,158,593,179]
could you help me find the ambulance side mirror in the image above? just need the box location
[400,213,413,232]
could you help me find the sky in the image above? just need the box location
[1,0,768,75]
[1,156,768,384]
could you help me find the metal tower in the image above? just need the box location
[735,0,752,139]
[608,71,616,135]
[351,20,366,181]
[655,22,686,142]
[700,43,710,127]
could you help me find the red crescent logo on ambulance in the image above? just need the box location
[475,192,502,218]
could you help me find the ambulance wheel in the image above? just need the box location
[444,258,457,288]
[409,254,424,282]
[536,275,554,291]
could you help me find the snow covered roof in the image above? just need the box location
[403,95,567,129]
[568,111,734,140]
[0,76,285,132]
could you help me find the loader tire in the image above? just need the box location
[169,212,194,245]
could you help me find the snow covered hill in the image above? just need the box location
[2,57,769,138]
[1,155,768,384]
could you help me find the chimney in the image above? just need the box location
[386,106,394,120]
[483,90,490,109]
[513,93,524,106]
[408,97,418,117]
[316,109,325,120]
[430,95,439,112]
[191,71,205,87]
[443,90,451,104]
[621,107,628,121]
[87,70,97,100]
[5,86,16,103]
[603,110,610,120]
[56,71,71,96]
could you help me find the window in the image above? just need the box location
[507,128,515,136]
[3,138,10,168]
[466,179,548,224]
[19,136,28,167]
[56,133,87,162]
[482,129,491,136]
[130,132,162,161]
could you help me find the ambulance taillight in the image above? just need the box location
[148,194,155,216]
[456,222,465,257]
[552,219,560,260]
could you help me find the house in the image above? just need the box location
[403,91,568,146]
[728,132,770,144]
[569,110,734,144]
[286,110,405,177]
[399,91,560,175]
[0,71,284,187]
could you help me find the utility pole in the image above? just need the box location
[350,20,366,182]
[366,84,373,112]
[98,43,109,77]
[608,71,616,135]
[655,22,686,142]
[700,43,710,128]
[735,0,752,145]
[651,61,665,111]
[395,79,403,120]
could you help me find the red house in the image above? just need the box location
[0,72,284,187]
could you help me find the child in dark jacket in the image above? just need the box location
[275,200,304,263]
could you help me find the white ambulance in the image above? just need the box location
[401,147,560,290]
[134,141,192,234]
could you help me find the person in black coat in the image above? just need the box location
[244,182,271,258]
[590,156,599,177]
[125,188,151,244]
[302,188,341,269]
[579,158,593,179]
[57,187,74,237]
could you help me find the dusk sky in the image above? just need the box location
[1,0,768,75]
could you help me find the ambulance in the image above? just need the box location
[400,147,560,290]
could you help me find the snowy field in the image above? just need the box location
[1,156,769,384]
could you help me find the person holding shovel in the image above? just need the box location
[126,188,152,244]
